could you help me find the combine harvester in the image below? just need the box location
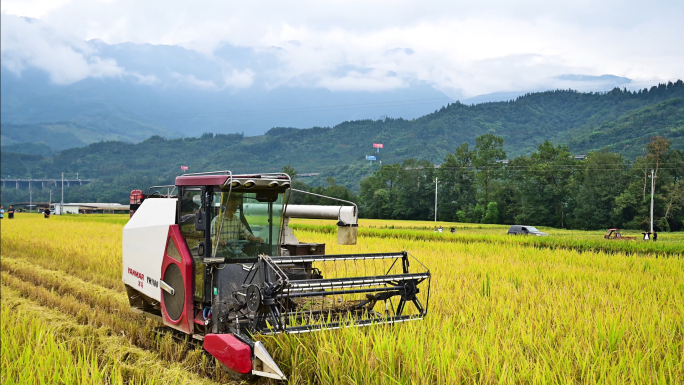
[603,228,636,240]
[123,171,431,380]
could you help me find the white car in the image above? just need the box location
[507,225,548,236]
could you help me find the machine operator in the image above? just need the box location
[211,195,263,254]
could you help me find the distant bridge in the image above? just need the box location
[1,179,92,189]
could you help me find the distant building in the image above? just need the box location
[12,202,50,212]
[495,160,509,164]
[52,203,130,215]
[574,154,587,160]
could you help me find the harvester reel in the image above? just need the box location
[246,285,262,312]
[400,279,419,301]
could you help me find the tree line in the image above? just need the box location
[288,135,684,231]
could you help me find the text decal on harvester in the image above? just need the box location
[128,267,144,280]
[147,276,159,288]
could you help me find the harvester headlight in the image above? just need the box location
[267,181,279,188]
[243,180,256,188]
[280,182,291,188]
[231,180,241,188]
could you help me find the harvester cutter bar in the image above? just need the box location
[261,315,424,335]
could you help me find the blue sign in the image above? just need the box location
[366,155,377,160]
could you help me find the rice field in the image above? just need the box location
[1,214,683,384]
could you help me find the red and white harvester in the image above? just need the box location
[123,171,430,380]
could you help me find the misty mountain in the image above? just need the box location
[1,39,453,141]
[462,74,634,104]
[2,18,650,147]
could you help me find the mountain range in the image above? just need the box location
[2,80,682,195]
[1,37,454,149]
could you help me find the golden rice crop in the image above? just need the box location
[1,214,683,384]
[292,218,684,256]
[1,302,118,385]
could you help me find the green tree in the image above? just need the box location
[472,203,485,223]
[437,142,476,221]
[482,202,499,224]
[661,180,684,231]
[360,163,402,219]
[472,134,506,203]
[509,141,575,227]
[281,165,298,180]
[392,159,436,220]
[456,210,467,223]
[568,150,630,229]
[614,142,681,230]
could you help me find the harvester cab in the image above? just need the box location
[122,171,431,380]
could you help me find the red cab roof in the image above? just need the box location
[175,175,229,186]
[174,174,288,186]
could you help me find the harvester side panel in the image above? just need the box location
[122,198,177,301]
[160,225,195,335]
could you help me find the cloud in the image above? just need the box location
[164,69,255,90]
[317,69,407,92]
[132,73,160,85]
[223,69,255,89]
[168,72,217,89]
[384,48,415,56]
[0,14,124,84]
[555,74,631,83]
[1,1,682,95]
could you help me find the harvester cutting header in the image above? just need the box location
[123,171,431,380]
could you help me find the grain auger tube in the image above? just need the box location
[122,171,431,381]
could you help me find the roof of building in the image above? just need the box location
[66,203,130,210]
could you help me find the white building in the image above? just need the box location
[52,203,130,215]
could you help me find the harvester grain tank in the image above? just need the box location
[122,171,431,380]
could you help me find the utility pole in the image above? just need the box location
[649,169,657,233]
[29,188,32,213]
[434,177,438,222]
[61,172,64,215]
[49,190,52,207]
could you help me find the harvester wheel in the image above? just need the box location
[217,360,258,383]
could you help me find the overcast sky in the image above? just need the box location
[2,0,682,98]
